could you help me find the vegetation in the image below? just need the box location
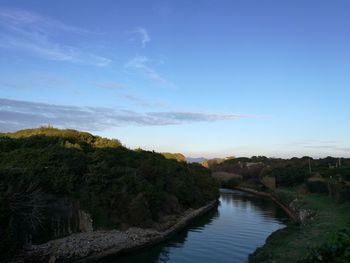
[1,128,349,262]
[0,127,218,258]
[249,193,350,263]
[306,178,328,194]
[161,152,186,162]
[209,155,350,190]
[205,155,350,262]
[211,171,242,188]
[298,228,350,263]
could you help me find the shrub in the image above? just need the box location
[299,229,350,263]
[272,189,297,206]
[212,172,242,188]
[306,179,328,194]
[128,193,152,227]
[260,175,276,190]
[334,184,350,204]
[272,166,308,187]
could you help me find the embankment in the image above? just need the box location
[24,200,218,263]
[233,187,298,221]
[247,190,350,263]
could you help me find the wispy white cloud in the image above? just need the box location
[0,98,253,132]
[292,139,339,146]
[95,82,127,90]
[0,9,111,66]
[117,93,165,108]
[94,82,166,107]
[0,72,72,90]
[0,9,90,34]
[289,140,350,154]
[304,144,350,153]
[135,27,150,48]
[125,56,175,88]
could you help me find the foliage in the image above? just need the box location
[270,165,308,187]
[207,155,350,189]
[260,175,276,190]
[0,182,45,258]
[201,158,224,169]
[211,172,242,188]
[161,152,186,162]
[306,179,329,194]
[208,158,264,184]
[272,188,297,207]
[249,193,350,263]
[298,229,350,263]
[0,127,218,255]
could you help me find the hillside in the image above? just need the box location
[208,156,350,189]
[0,127,218,257]
[161,152,186,162]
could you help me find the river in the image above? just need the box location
[99,189,288,263]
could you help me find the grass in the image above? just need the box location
[249,192,350,263]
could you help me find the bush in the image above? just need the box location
[222,178,241,188]
[299,229,350,263]
[335,185,350,204]
[260,175,276,190]
[272,166,309,187]
[212,172,242,188]
[306,179,329,194]
[272,189,297,206]
[128,193,152,227]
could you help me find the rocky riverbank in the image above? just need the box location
[23,200,218,263]
[233,186,313,223]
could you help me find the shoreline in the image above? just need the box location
[233,186,298,221]
[228,187,300,262]
[241,187,350,262]
[25,200,218,263]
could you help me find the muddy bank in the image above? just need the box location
[24,200,218,263]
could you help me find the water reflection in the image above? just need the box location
[220,189,288,222]
[100,189,288,263]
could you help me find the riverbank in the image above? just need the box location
[97,189,287,263]
[24,200,218,263]
[233,187,298,221]
[248,189,350,263]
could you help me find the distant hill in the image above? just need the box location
[186,157,207,163]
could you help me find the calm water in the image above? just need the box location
[100,189,288,263]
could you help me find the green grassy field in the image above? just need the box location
[249,192,350,263]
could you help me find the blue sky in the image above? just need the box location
[0,0,349,158]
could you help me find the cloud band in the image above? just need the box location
[0,98,253,132]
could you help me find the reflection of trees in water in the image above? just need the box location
[220,190,287,221]
[159,247,170,262]
[100,191,287,263]
[155,208,220,262]
[101,208,219,263]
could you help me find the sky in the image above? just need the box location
[0,0,349,158]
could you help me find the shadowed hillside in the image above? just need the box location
[0,127,218,257]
